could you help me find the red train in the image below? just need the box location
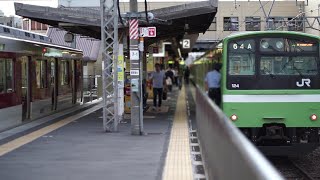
[0,25,83,131]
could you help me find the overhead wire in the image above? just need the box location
[275,7,320,31]
[145,0,149,23]
[237,0,271,30]
[117,0,124,26]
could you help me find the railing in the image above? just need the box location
[195,85,284,180]
[83,75,101,102]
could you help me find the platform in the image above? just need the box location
[0,86,194,180]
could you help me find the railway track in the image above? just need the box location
[269,157,317,180]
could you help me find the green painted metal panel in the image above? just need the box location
[223,102,320,127]
[191,31,320,129]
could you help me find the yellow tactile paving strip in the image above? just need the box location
[0,104,102,157]
[162,86,193,180]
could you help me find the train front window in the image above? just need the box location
[36,60,47,89]
[228,39,255,75]
[260,56,318,76]
[227,35,319,90]
[0,58,13,94]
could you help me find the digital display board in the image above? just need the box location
[259,38,318,52]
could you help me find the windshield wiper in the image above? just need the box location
[281,58,304,78]
[280,59,291,72]
[292,65,304,78]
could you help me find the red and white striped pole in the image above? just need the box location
[129,19,139,40]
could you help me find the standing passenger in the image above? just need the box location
[150,63,166,111]
[173,68,179,87]
[205,63,221,107]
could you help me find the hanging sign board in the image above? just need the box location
[130,70,140,76]
[130,50,139,60]
[131,79,139,92]
[182,39,190,49]
[139,27,156,37]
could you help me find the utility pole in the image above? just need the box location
[139,37,144,134]
[100,0,119,132]
[130,0,143,135]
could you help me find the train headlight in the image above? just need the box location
[276,41,284,49]
[310,114,317,121]
[230,114,238,121]
[261,40,269,49]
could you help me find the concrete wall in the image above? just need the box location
[83,62,96,76]
[304,1,320,36]
[199,1,302,41]
[0,16,22,28]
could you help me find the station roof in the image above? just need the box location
[14,1,217,58]
[47,27,100,61]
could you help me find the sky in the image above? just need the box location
[0,0,58,16]
[0,0,307,16]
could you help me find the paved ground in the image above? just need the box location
[0,88,180,180]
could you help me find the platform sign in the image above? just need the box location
[139,27,156,37]
[130,50,139,60]
[182,39,190,49]
[148,27,156,37]
[131,79,139,92]
[118,55,124,81]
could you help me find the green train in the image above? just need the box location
[190,31,320,155]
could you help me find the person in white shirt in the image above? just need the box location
[150,63,166,111]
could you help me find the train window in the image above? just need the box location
[228,39,255,75]
[229,55,255,75]
[25,32,30,37]
[60,61,69,85]
[36,60,47,88]
[3,27,10,33]
[40,36,44,40]
[260,56,318,75]
[223,17,239,31]
[245,17,261,31]
[0,58,13,94]
[50,61,55,85]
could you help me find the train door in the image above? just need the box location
[21,56,31,121]
[50,58,58,110]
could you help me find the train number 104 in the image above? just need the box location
[231,84,240,88]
